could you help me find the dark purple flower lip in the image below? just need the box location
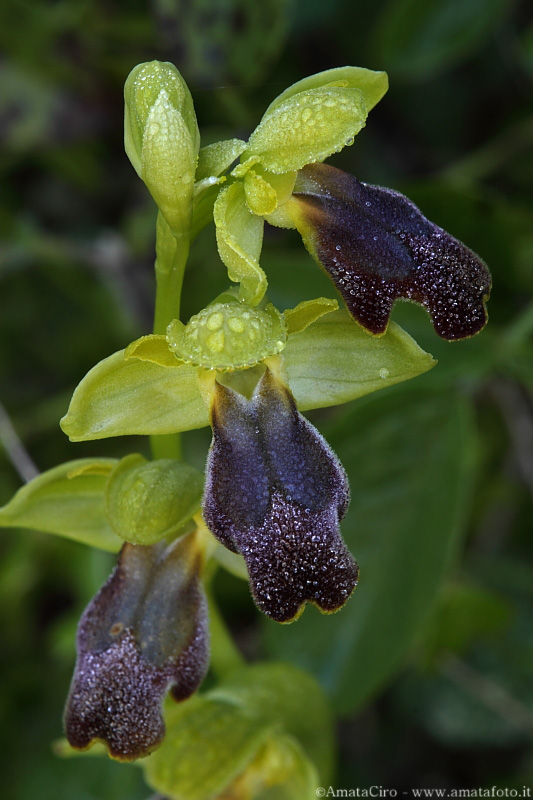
[290,163,491,341]
[64,531,209,761]
[203,367,358,623]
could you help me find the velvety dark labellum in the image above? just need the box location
[64,533,209,760]
[203,368,358,622]
[292,163,491,340]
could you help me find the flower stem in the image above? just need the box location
[153,212,190,335]
[150,212,189,461]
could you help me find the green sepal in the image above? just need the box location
[105,454,204,545]
[60,311,434,440]
[284,309,435,411]
[213,182,267,305]
[66,461,116,478]
[196,138,247,180]
[125,334,180,367]
[143,662,331,799]
[263,65,389,117]
[0,459,121,551]
[284,297,339,335]
[60,350,208,441]
[244,86,367,174]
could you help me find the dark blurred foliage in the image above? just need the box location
[1,0,533,797]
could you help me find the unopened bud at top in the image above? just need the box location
[124,61,200,235]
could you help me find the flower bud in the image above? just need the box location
[124,60,200,235]
[105,454,204,545]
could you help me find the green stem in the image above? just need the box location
[153,212,190,335]
[150,212,190,461]
[206,583,246,678]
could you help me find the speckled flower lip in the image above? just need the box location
[64,532,208,760]
[203,367,358,623]
[289,163,492,340]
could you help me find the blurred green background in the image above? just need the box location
[1,0,532,796]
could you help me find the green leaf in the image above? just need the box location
[60,351,208,441]
[105,454,204,544]
[264,66,388,116]
[264,387,476,713]
[0,459,121,551]
[196,138,247,180]
[213,182,267,305]
[245,87,367,174]
[283,309,435,411]
[417,582,513,665]
[374,0,511,79]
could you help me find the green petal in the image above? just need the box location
[264,65,389,117]
[196,138,246,180]
[213,182,266,305]
[284,308,435,411]
[60,351,208,441]
[284,297,339,335]
[105,454,204,545]
[124,334,180,367]
[244,168,278,215]
[0,459,121,551]
[244,166,297,216]
[245,87,367,173]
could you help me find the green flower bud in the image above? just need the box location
[105,454,204,545]
[124,61,200,235]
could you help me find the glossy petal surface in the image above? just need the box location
[64,532,208,760]
[203,369,358,622]
[291,164,491,340]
